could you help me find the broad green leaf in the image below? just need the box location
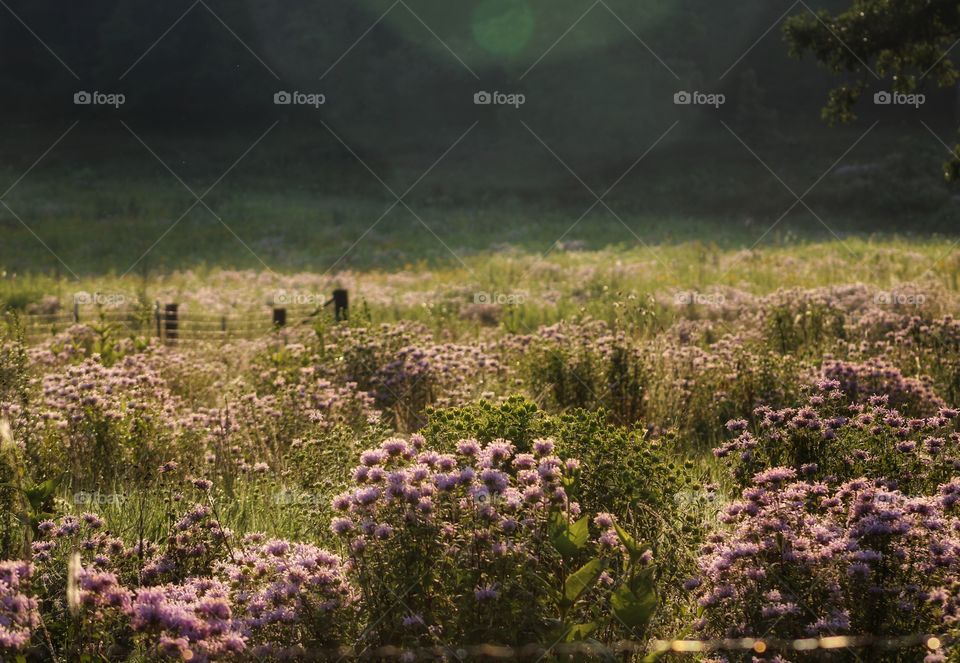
[24,478,58,511]
[567,515,589,547]
[550,513,590,559]
[613,522,649,561]
[564,621,599,641]
[610,582,656,629]
[629,565,656,596]
[564,557,606,603]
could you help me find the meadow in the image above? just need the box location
[6,0,960,657]
[3,233,960,661]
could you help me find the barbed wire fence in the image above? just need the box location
[2,289,349,346]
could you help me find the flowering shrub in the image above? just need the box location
[654,337,804,449]
[23,508,351,660]
[822,357,944,417]
[715,380,960,494]
[761,298,847,357]
[142,503,233,585]
[372,342,502,429]
[887,314,960,406]
[331,434,657,647]
[422,396,700,627]
[421,397,692,518]
[131,578,245,661]
[33,355,181,485]
[194,377,379,480]
[689,471,960,662]
[28,514,136,657]
[71,560,135,658]
[218,536,353,657]
[521,319,649,425]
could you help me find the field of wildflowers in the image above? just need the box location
[2,255,960,661]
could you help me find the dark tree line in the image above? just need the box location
[2,0,956,168]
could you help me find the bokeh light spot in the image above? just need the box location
[471,0,535,57]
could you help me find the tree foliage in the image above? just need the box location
[784,0,960,176]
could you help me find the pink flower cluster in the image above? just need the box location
[331,435,579,552]
[822,357,944,416]
[38,355,181,429]
[132,578,245,661]
[23,509,352,660]
[714,379,960,491]
[690,470,960,649]
[0,561,39,652]
[218,536,352,658]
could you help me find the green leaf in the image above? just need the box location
[564,557,606,603]
[550,513,590,559]
[610,582,656,630]
[568,515,589,547]
[613,522,649,561]
[628,564,656,597]
[564,621,598,642]
[23,477,58,511]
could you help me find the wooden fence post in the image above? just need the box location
[164,303,179,344]
[155,302,161,339]
[333,289,348,321]
[273,307,287,327]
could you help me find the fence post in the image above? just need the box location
[163,303,179,344]
[155,302,161,339]
[272,307,287,327]
[333,289,348,321]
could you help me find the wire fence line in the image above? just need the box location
[3,289,349,345]
[218,633,949,660]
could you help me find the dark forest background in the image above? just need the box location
[1,0,958,274]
